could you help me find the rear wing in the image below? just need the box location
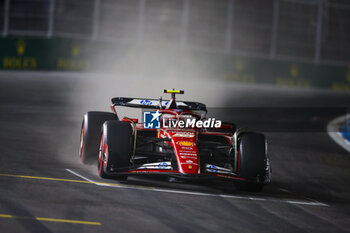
[111,97,207,112]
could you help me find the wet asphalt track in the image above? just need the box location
[0,72,350,233]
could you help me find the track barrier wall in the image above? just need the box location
[1,37,349,91]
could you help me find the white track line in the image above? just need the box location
[66,169,95,183]
[66,169,329,207]
[279,188,327,206]
[327,114,350,153]
[280,188,319,202]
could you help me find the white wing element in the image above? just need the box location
[205,164,234,174]
[129,99,187,107]
[136,162,172,170]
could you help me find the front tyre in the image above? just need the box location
[98,134,109,178]
[98,121,132,180]
[236,182,264,192]
[237,132,268,192]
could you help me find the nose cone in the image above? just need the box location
[168,131,199,174]
[180,163,199,174]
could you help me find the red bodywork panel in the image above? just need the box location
[164,129,199,174]
[127,109,238,177]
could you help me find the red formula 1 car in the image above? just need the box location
[79,89,271,192]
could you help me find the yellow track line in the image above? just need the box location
[0,173,153,190]
[0,173,93,184]
[0,214,101,225]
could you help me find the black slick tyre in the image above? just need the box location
[237,132,267,192]
[98,121,132,180]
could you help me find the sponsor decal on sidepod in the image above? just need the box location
[177,141,195,147]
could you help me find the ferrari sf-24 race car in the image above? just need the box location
[79,89,271,192]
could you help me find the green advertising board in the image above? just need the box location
[0,37,91,70]
[0,37,349,91]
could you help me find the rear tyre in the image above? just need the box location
[98,121,132,180]
[79,111,118,164]
[237,132,267,192]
